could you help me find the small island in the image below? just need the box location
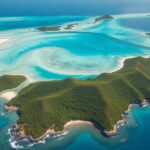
[37,15,113,32]
[7,57,150,140]
[37,26,61,31]
[64,23,78,30]
[94,15,114,23]
[0,75,26,92]
[146,32,150,36]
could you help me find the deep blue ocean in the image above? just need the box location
[0,1,150,150]
[0,0,150,16]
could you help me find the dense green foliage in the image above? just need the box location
[38,26,61,31]
[0,75,26,92]
[95,15,113,23]
[8,57,150,138]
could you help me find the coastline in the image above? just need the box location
[0,91,17,101]
[110,55,150,73]
[8,99,149,144]
[5,56,150,143]
[0,74,31,101]
[0,39,8,44]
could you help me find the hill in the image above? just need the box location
[8,57,150,138]
[0,75,26,92]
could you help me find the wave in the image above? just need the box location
[10,141,24,149]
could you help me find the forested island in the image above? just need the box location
[0,75,26,92]
[37,26,61,31]
[6,57,150,139]
[146,32,150,36]
[37,15,113,32]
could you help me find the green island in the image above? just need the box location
[0,75,26,92]
[7,57,150,139]
[37,26,61,31]
[146,32,150,36]
[94,15,113,23]
[37,15,113,32]
[64,23,78,30]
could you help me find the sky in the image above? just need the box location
[0,0,149,16]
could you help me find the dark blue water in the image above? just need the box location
[0,16,87,30]
[119,17,150,32]
[0,0,150,16]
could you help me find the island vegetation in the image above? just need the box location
[64,23,78,30]
[146,32,150,36]
[7,57,150,139]
[94,15,113,23]
[0,75,26,92]
[37,26,61,31]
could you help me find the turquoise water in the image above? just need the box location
[0,14,150,149]
[0,0,150,16]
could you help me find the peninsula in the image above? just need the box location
[7,57,150,139]
[146,32,150,36]
[0,75,26,92]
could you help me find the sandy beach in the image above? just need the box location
[10,98,149,142]
[0,39,8,44]
[103,120,126,136]
[35,119,125,141]
[0,91,17,101]
[64,120,93,129]
[110,55,150,73]
[35,120,93,141]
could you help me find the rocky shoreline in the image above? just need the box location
[4,105,18,112]
[6,99,149,143]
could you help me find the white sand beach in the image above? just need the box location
[0,91,17,101]
[0,39,8,44]
[110,55,150,73]
[64,120,93,129]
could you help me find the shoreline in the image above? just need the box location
[5,56,150,143]
[0,74,32,102]
[0,91,17,101]
[8,99,149,143]
[35,99,149,141]
[0,39,8,44]
[4,105,18,112]
[110,55,150,74]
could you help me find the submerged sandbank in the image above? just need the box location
[0,39,8,44]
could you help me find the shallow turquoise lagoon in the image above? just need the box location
[0,14,150,149]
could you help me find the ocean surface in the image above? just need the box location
[0,0,150,16]
[0,14,150,150]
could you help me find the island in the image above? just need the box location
[146,32,150,36]
[37,15,113,32]
[7,57,150,140]
[37,23,78,32]
[94,15,114,23]
[37,26,61,31]
[0,75,26,92]
[64,23,78,30]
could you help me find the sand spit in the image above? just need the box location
[0,91,17,101]
[0,39,8,44]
